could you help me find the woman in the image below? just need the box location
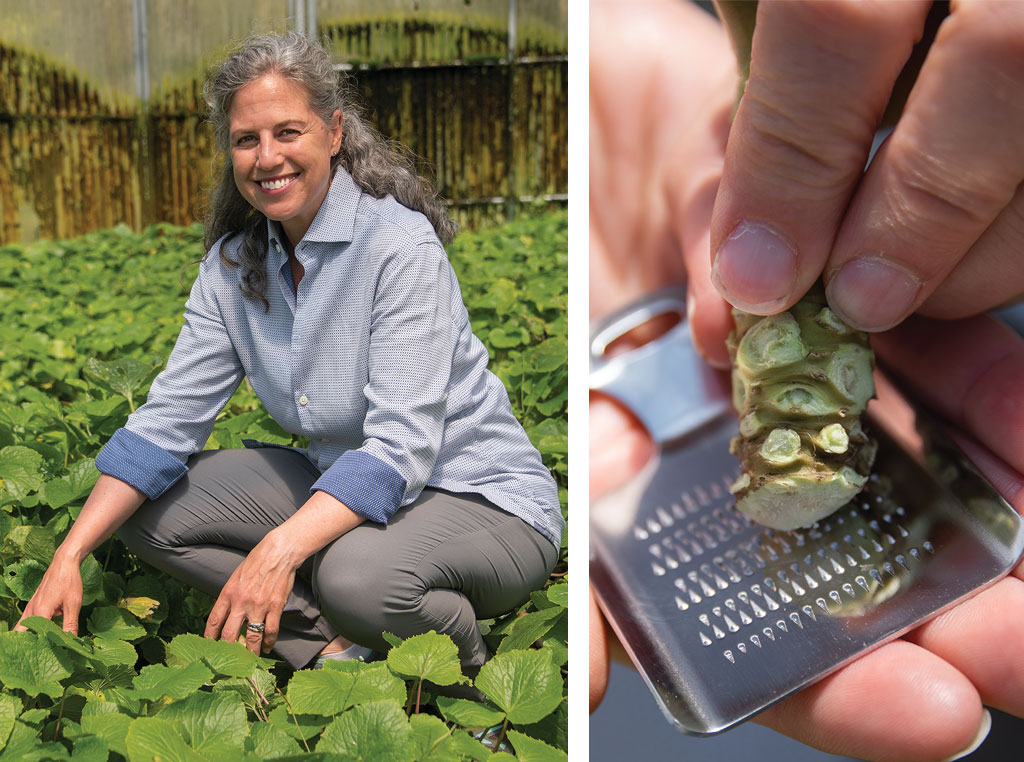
[15,32,563,676]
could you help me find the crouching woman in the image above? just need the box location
[15,32,563,675]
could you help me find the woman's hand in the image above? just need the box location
[13,551,85,635]
[711,1,1024,330]
[203,534,300,656]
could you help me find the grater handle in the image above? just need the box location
[589,286,732,445]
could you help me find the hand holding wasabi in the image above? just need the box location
[591,2,1024,758]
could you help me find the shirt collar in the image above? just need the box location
[265,166,362,250]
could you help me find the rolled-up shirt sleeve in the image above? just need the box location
[95,252,244,499]
[311,238,453,523]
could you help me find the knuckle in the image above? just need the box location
[738,90,867,194]
[774,0,919,41]
[886,145,1000,235]
[950,2,1024,73]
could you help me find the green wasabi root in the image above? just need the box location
[727,282,877,530]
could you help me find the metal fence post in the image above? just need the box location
[505,0,518,222]
[290,0,317,38]
[131,0,153,229]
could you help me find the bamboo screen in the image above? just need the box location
[0,1,566,243]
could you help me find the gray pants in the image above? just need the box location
[116,447,558,671]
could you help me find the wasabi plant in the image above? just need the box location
[727,283,877,529]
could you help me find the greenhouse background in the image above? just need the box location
[0,0,567,243]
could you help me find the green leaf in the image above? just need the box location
[77,665,141,713]
[286,661,405,715]
[212,667,277,719]
[156,691,249,757]
[130,661,215,701]
[545,583,568,608]
[19,707,50,725]
[409,714,461,762]
[266,704,326,743]
[474,650,562,724]
[0,446,44,501]
[517,701,568,752]
[4,524,56,564]
[449,731,493,762]
[1,719,72,760]
[69,733,109,762]
[165,632,265,678]
[487,327,523,349]
[91,637,140,667]
[496,608,565,654]
[385,630,465,686]
[505,730,568,762]
[20,616,97,661]
[487,278,520,315]
[540,637,569,670]
[381,631,404,649]
[86,606,147,641]
[0,630,71,699]
[3,559,46,601]
[0,692,22,750]
[524,338,567,373]
[249,722,303,758]
[124,716,208,762]
[82,357,158,404]
[40,459,99,509]
[316,700,414,761]
[77,554,105,607]
[435,696,505,728]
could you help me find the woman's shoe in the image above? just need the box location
[312,644,377,669]
[472,724,513,754]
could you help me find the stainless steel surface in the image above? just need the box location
[589,290,730,445]
[589,288,1024,735]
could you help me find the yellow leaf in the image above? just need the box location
[118,596,160,620]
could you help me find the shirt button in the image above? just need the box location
[298,394,309,406]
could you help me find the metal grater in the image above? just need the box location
[589,286,1024,735]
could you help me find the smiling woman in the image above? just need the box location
[228,75,342,253]
[14,32,563,693]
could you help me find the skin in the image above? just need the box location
[711,0,1024,331]
[229,72,343,278]
[17,74,361,662]
[591,1,1024,759]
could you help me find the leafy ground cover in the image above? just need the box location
[0,211,568,761]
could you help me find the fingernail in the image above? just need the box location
[940,709,991,762]
[712,221,797,314]
[826,256,921,332]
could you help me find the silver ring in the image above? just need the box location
[246,622,266,634]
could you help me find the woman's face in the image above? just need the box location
[228,73,342,247]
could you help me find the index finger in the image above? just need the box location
[61,597,81,636]
[710,0,929,314]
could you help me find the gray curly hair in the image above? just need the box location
[202,31,457,310]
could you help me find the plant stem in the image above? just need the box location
[248,677,270,722]
[415,679,423,714]
[495,717,509,750]
[275,685,310,754]
[53,696,66,741]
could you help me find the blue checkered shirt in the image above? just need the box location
[95,169,563,547]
